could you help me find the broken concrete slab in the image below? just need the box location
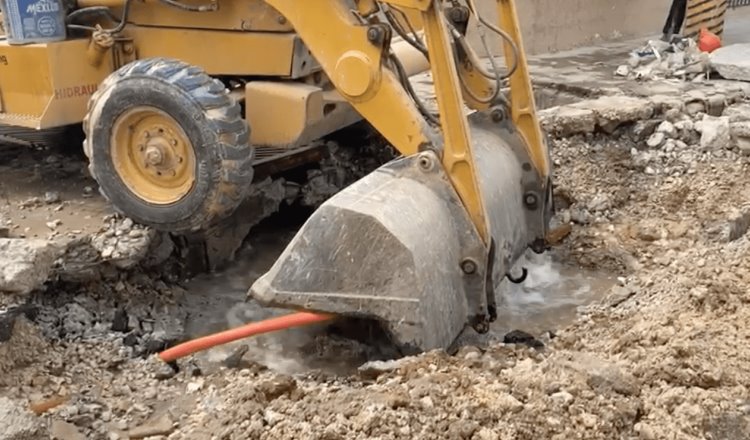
[707,206,750,243]
[723,103,750,123]
[695,115,731,151]
[540,96,657,137]
[646,132,665,148]
[539,106,597,136]
[731,121,750,138]
[0,397,48,440]
[646,94,685,113]
[711,44,750,82]
[656,121,677,138]
[572,96,655,133]
[0,239,61,295]
[731,121,750,155]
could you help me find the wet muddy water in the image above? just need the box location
[494,252,616,337]
[183,220,615,374]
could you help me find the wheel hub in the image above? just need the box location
[110,107,196,205]
[139,129,181,173]
[144,144,165,166]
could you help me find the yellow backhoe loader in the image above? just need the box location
[0,0,553,353]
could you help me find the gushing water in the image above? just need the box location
[492,251,616,336]
[182,225,382,375]
[182,222,615,373]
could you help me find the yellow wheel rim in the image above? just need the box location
[110,107,197,205]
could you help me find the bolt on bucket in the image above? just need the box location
[248,112,551,354]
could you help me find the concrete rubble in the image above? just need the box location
[540,95,654,136]
[0,239,61,296]
[0,397,48,440]
[614,39,750,88]
[539,91,747,149]
[90,216,156,270]
[732,121,750,155]
[616,38,710,82]
[696,115,731,151]
[0,217,172,302]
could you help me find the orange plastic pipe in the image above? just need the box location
[158,311,335,363]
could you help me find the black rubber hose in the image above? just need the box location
[465,0,520,80]
[65,0,131,34]
[385,7,429,60]
[66,6,119,24]
[388,52,441,126]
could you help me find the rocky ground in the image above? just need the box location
[3,42,750,440]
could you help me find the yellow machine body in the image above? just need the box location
[0,8,323,138]
[0,39,115,129]
[0,5,428,147]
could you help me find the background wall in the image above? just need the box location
[465,0,672,55]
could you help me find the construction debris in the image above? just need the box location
[696,115,731,151]
[0,397,48,440]
[0,239,61,296]
[616,38,710,82]
[616,39,750,85]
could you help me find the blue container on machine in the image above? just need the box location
[1,0,66,44]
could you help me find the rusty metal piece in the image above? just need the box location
[29,395,69,415]
[545,223,573,245]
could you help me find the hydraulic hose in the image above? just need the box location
[158,311,335,363]
[66,6,119,24]
[67,0,131,33]
[465,0,520,80]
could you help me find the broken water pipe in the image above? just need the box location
[157,311,335,363]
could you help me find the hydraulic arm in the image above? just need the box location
[263,0,550,244]
[250,0,554,353]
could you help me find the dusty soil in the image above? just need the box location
[0,145,112,241]
[3,54,750,440]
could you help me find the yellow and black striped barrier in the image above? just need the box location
[684,0,728,38]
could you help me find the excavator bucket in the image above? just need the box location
[249,0,552,354]
[250,113,550,354]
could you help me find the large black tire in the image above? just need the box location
[83,57,254,233]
